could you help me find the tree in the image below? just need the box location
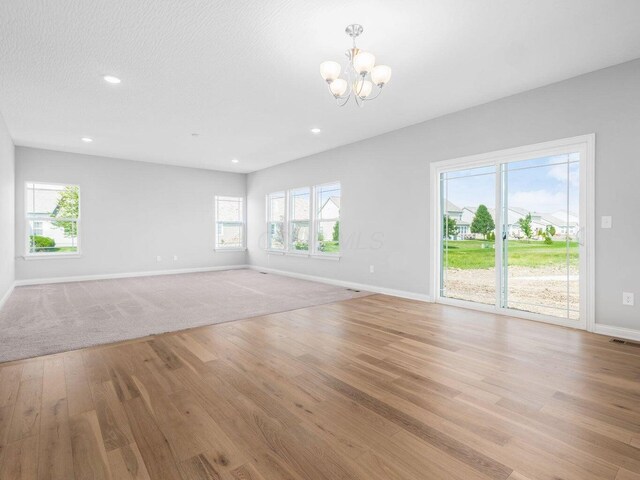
[517,213,533,240]
[332,221,340,242]
[539,225,556,245]
[443,215,459,239]
[546,225,556,237]
[52,186,79,237]
[470,204,495,239]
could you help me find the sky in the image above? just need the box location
[443,154,580,214]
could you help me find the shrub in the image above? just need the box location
[294,241,309,251]
[30,235,56,252]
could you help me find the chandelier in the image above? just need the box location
[320,24,392,106]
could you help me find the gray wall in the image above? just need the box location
[0,113,15,301]
[248,58,640,330]
[15,148,246,280]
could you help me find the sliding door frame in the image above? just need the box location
[429,134,595,331]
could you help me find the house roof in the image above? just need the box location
[445,200,462,213]
[320,197,340,212]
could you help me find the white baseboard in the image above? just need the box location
[248,265,432,303]
[594,324,640,342]
[14,264,250,287]
[0,283,15,310]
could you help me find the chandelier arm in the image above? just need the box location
[336,92,351,107]
[358,74,366,96]
[363,84,384,101]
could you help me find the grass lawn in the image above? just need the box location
[319,241,339,253]
[443,239,578,269]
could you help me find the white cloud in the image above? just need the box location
[547,161,579,187]
[510,190,568,212]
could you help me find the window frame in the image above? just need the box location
[287,186,311,255]
[265,181,341,259]
[313,181,341,257]
[214,195,246,251]
[266,191,287,252]
[24,181,82,259]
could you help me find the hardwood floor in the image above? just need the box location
[0,294,639,479]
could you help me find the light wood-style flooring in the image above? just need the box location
[0,294,639,480]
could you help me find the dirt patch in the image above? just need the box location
[443,265,579,319]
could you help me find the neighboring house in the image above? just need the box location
[318,196,340,240]
[508,207,579,238]
[447,202,579,240]
[291,196,311,244]
[444,201,469,239]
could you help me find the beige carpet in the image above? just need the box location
[0,269,370,362]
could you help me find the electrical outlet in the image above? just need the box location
[623,292,634,306]
[601,216,612,229]
[156,255,162,262]
[369,265,375,274]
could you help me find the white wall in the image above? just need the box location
[15,148,246,280]
[248,58,640,331]
[0,112,15,304]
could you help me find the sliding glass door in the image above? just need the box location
[440,165,497,305]
[436,138,590,328]
[501,154,580,319]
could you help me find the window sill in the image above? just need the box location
[311,254,341,261]
[264,249,341,260]
[23,253,82,261]
[286,251,311,257]
[214,248,246,252]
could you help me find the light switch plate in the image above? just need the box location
[623,292,634,306]
[601,216,612,229]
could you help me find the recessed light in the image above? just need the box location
[231,159,239,164]
[103,75,121,84]
[310,128,321,134]
[81,137,93,143]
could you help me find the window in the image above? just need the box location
[26,182,80,256]
[32,221,43,236]
[267,191,286,250]
[315,183,341,255]
[215,196,245,250]
[265,181,341,256]
[289,187,310,251]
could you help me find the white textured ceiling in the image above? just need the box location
[1,1,640,173]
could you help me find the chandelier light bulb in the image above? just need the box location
[353,51,376,74]
[329,78,348,97]
[355,79,373,98]
[371,65,392,86]
[320,61,341,81]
